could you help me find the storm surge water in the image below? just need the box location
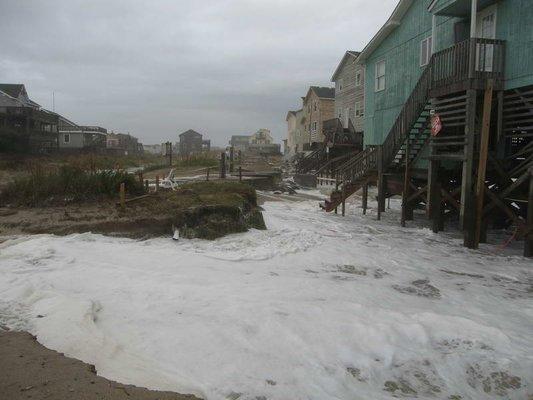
[0,200,532,399]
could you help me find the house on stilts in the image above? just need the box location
[321,0,533,257]
[294,70,365,186]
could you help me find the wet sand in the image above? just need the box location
[0,329,201,400]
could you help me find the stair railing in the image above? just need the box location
[325,38,506,187]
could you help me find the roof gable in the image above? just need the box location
[179,129,202,138]
[355,0,414,65]
[331,51,361,81]
[305,86,335,102]
[0,84,25,99]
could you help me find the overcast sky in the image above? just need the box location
[0,0,397,146]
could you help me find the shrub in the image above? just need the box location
[0,165,145,207]
[174,153,219,168]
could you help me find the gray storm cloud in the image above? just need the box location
[0,0,397,146]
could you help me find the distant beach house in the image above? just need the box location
[106,133,142,155]
[178,129,211,157]
[58,116,107,153]
[0,83,59,153]
[331,51,364,132]
[302,86,335,147]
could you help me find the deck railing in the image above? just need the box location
[432,38,505,88]
[336,38,506,185]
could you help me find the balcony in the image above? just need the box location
[430,37,505,96]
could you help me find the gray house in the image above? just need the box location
[331,51,364,132]
[58,116,107,152]
[178,129,210,156]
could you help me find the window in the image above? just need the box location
[375,60,386,92]
[314,101,317,111]
[336,78,344,92]
[420,36,433,66]
[313,122,317,132]
[355,71,362,87]
[63,133,70,143]
[355,101,365,117]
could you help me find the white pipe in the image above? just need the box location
[470,0,478,38]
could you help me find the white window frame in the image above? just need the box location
[355,101,365,118]
[63,133,70,143]
[420,36,433,67]
[336,78,344,92]
[375,60,386,92]
[355,71,362,87]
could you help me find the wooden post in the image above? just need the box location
[431,181,443,233]
[401,138,411,227]
[362,182,368,215]
[220,152,226,179]
[496,90,504,159]
[428,157,441,230]
[119,183,125,210]
[341,187,346,217]
[238,166,242,182]
[238,150,242,165]
[334,173,339,214]
[206,167,210,181]
[525,168,533,258]
[144,179,149,192]
[166,142,173,167]
[462,89,477,248]
[229,146,234,173]
[155,175,159,191]
[473,80,494,249]
[377,146,385,220]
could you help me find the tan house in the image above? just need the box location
[302,86,335,146]
[331,51,364,132]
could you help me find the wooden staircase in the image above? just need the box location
[321,49,436,211]
[295,148,325,174]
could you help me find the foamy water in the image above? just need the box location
[1,199,532,399]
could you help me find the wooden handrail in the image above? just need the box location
[324,38,506,188]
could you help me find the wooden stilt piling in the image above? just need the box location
[220,152,226,179]
[377,146,385,220]
[473,81,494,249]
[119,183,125,210]
[525,167,533,258]
[462,89,477,248]
[362,182,368,215]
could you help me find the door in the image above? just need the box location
[476,5,497,72]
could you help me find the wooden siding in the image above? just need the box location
[363,0,533,147]
[303,90,335,144]
[363,0,446,146]
[333,55,365,132]
[497,0,533,90]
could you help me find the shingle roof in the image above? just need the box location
[0,84,24,98]
[179,129,202,137]
[311,86,335,99]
